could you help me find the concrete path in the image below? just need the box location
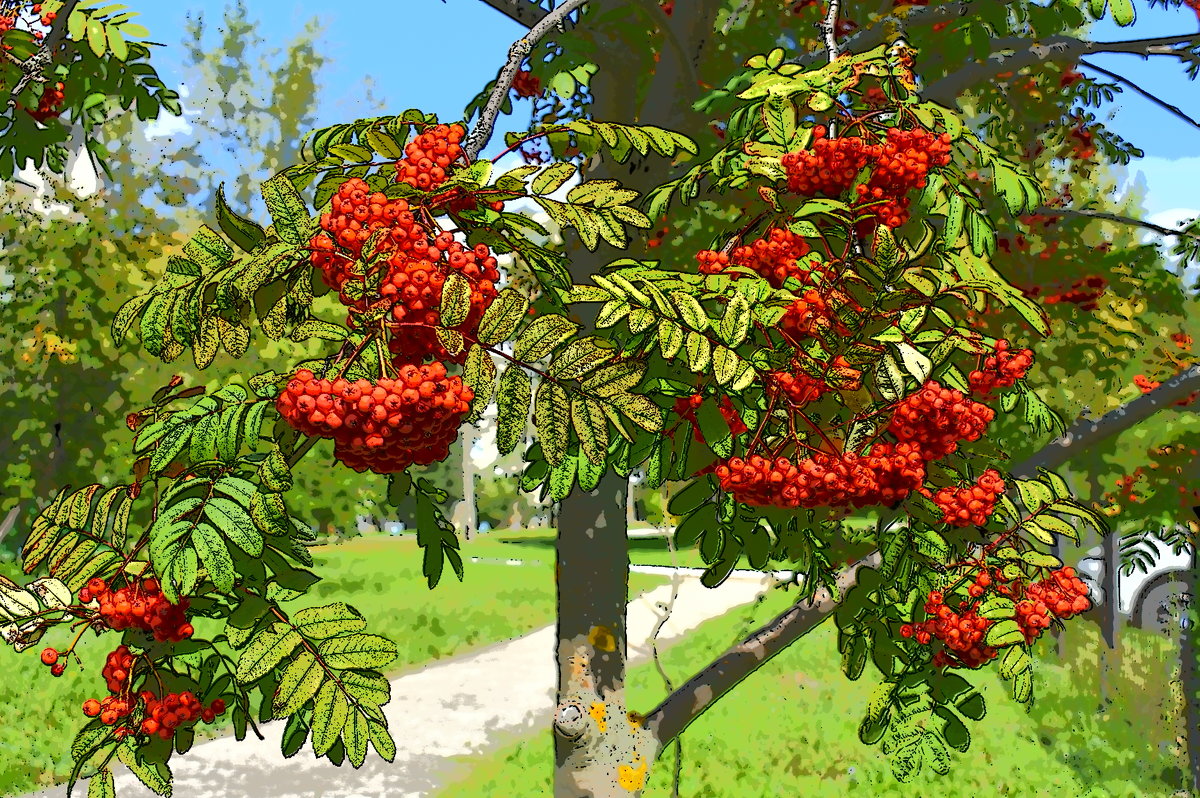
[27,570,775,798]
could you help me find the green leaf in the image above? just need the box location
[236,621,302,684]
[496,368,533,456]
[317,633,398,669]
[292,602,367,639]
[477,289,529,345]
[718,293,752,346]
[533,381,570,466]
[1110,0,1135,26]
[205,497,264,557]
[894,343,932,383]
[581,360,644,398]
[149,422,190,473]
[193,523,234,593]
[672,291,710,331]
[86,17,107,56]
[273,649,325,717]
[440,273,472,328]
[87,770,115,798]
[514,314,579,361]
[983,619,1026,648]
[261,174,312,245]
[343,710,369,768]
[686,331,711,372]
[531,162,576,195]
[610,393,663,432]
[550,337,614,380]
[572,397,609,466]
[115,743,170,796]
[658,319,684,360]
[311,681,350,758]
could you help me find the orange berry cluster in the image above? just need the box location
[137,691,226,739]
[696,229,819,289]
[779,289,837,343]
[932,468,1007,527]
[781,126,951,229]
[309,178,427,291]
[276,366,473,474]
[769,369,830,406]
[395,123,466,191]
[40,646,65,676]
[887,381,995,461]
[852,127,952,229]
[968,339,1033,398]
[903,566,1091,668]
[102,644,135,693]
[714,442,927,509]
[25,81,64,122]
[381,233,500,363]
[85,578,193,643]
[781,126,874,198]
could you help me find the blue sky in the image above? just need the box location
[130,0,1197,221]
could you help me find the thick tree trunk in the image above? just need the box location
[553,473,654,796]
[1181,541,1200,792]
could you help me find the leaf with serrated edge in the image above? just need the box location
[534,381,570,465]
[236,622,301,684]
[572,398,609,465]
[311,680,349,757]
[273,649,324,717]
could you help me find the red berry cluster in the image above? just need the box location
[85,578,193,643]
[102,644,136,693]
[781,126,875,198]
[714,442,927,509]
[276,366,473,474]
[25,81,64,122]
[138,691,226,739]
[932,469,1007,527]
[888,381,995,461]
[395,123,466,191]
[511,70,542,98]
[968,339,1034,398]
[309,178,426,291]
[380,234,500,363]
[852,127,952,229]
[769,370,830,407]
[903,566,1091,668]
[779,289,839,343]
[781,126,951,229]
[40,646,65,676]
[695,228,825,290]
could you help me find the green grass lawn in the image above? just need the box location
[437,585,1191,798]
[0,535,665,796]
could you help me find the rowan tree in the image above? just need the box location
[3,2,1200,798]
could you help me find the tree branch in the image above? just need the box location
[10,0,82,107]
[1035,205,1200,245]
[463,0,588,160]
[1078,57,1200,133]
[922,33,1200,104]
[789,1,978,67]
[472,0,556,29]
[1010,364,1200,479]
[642,551,882,746]
[820,0,843,63]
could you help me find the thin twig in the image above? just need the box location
[1036,206,1200,244]
[1079,58,1200,133]
[463,0,589,160]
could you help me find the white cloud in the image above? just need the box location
[1128,156,1200,219]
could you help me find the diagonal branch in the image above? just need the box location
[1079,58,1200,133]
[642,551,882,746]
[1036,205,1200,245]
[10,0,82,106]
[922,33,1200,104]
[463,0,589,160]
[1011,364,1200,479]
[641,363,1200,747]
[473,0,556,29]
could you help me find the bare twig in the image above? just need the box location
[463,0,589,160]
[923,33,1200,104]
[1036,206,1200,245]
[820,0,842,65]
[1079,58,1200,133]
[788,1,975,66]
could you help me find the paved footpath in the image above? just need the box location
[27,570,775,798]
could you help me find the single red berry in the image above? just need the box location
[40,647,58,666]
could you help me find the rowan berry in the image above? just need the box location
[40,647,58,666]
